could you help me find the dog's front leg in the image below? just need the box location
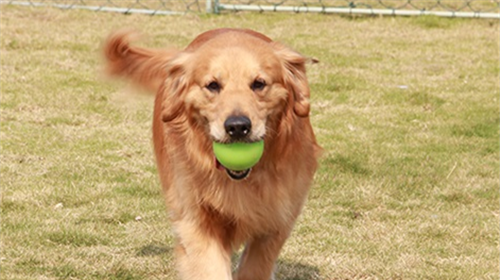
[234,231,290,280]
[173,220,232,280]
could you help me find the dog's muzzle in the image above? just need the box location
[214,115,256,180]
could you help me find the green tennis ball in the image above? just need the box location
[213,141,264,171]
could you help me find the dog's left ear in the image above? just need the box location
[273,43,312,118]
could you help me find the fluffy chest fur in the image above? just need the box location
[154,103,318,245]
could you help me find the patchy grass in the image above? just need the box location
[1,6,499,280]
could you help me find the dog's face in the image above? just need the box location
[189,44,288,143]
[161,32,311,179]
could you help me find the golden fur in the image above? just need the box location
[103,28,320,280]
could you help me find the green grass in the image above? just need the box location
[1,6,499,280]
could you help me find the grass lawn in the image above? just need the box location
[1,6,499,280]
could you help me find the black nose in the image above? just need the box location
[224,116,252,140]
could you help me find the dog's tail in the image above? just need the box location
[103,29,179,93]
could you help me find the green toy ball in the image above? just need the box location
[213,141,264,171]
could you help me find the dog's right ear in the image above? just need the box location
[161,52,192,122]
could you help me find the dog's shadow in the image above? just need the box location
[136,243,173,257]
[137,244,322,280]
[231,252,322,280]
[274,259,322,280]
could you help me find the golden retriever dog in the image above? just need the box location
[103,28,320,280]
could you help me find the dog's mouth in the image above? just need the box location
[227,168,251,180]
[215,159,251,180]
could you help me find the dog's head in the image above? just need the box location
[159,30,312,179]
[161,30,313,179]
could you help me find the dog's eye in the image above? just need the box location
[206,81,221,93]
[251,79,266,92]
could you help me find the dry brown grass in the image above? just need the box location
[1,5,499,280]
